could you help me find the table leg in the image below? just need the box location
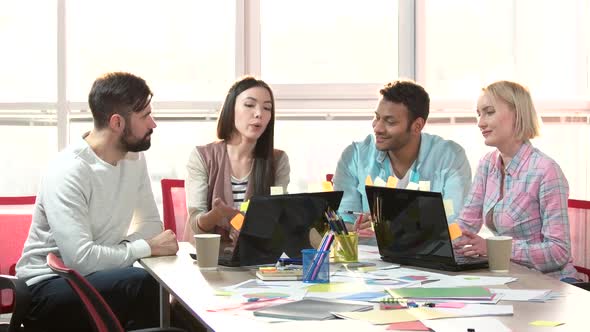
[159,285,170,327]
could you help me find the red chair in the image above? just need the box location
[46,253,185,332]
[568,199,590,289]
[161,179,187,238]
[0,196,35,331]
[0,196,35,313]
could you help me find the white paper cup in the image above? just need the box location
[194,234,221,270]
[486,236,512,272]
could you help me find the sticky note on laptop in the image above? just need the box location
[230,213,245,230]
[373,176,387,187]
[418,181,430,191]
[322,181,334,192]
[448,223,462,241]
[386,176,398,188]
[406,182,419,190]
[270,186,284,195]
[240,200,249,212]
[365,175,373,186]
[443,199,454,216]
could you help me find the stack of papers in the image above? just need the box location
[490,288,558,302]
[386,286,496,302]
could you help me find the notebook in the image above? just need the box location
[253,298,372,320]
[218,191,344,267]
[366,186,488,271]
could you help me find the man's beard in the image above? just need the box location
[120,128,153,152]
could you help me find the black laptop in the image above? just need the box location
[365,185,488,271]
[218,191,344,267]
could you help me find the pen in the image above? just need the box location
[343,210,364,216]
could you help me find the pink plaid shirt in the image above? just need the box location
[458,141,576,279]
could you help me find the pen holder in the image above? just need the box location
[330,232,358,263]
[302,248,330,283]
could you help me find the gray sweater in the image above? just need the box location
[16,137,162,285]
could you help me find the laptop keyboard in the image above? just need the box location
[455,255,487,264]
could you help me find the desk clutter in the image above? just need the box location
[210,249,566,332]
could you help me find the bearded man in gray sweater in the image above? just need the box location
[16,72,179,331]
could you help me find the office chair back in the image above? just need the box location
[0,196,35,314]
[46,253,125,332]
[568,199,590,282]
[161,179,187,238]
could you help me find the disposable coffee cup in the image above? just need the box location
[194,234,221,270]
[486,236,512,272]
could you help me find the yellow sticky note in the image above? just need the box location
[443,199,455,216]
[239,200,249,212]
[529,321,564,327]
[418,180,430,191]
[308,183,323,192]
[448,223,462,241]
[373,176,386,187]
[305,282,367,293]
[386,176,398,188]
[321,181,334,192]
[365,175,373,186]
[230,213,244,230]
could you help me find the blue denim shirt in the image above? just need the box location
[333,133,472,223]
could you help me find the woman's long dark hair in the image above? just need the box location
[217,76,276,195]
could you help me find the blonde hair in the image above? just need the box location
[483,80,540,140]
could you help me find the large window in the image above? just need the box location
[1,0,590,203]
[0,1,56,102]
[260,0,398,84]
[422,0,589,100]
[66,0,235,102]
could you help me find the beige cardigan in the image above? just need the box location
[183,141,290,243]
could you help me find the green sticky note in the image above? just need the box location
[214,290,232,296]
[529,320,564,327]
[387,286,492,299]
[240,200,249,212]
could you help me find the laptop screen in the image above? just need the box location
[365,186,455,262]
[235,191,343,266]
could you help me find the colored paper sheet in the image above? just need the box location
[443,199,454,216]
[321,181,334,192]
[529,320,564,327]
[424,317,511,332]
[270,186,284,195]
[387,320,430,331]
[230,213,244,230]
[418,181,430,191]
[365,175,373,186]
[374,176,387,187]
[386,176,398,188]
[239,200,249,212]
[406,182,419,190]
[448,223,462,241]
[333,308,456,325]
[387,286,493,300]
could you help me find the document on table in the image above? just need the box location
[422,317,511,332]
[489,288,553,302]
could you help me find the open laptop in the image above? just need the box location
[218,191,344,267]
[365,186,488,271]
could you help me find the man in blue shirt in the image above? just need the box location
[333,80,471,231]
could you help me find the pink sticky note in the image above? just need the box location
[434,302,466,308]
[387,321,430,331]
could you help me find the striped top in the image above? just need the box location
[231,175,249,210]
[457,141,576,279]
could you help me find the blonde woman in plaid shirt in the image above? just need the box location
[454,81,577,280]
